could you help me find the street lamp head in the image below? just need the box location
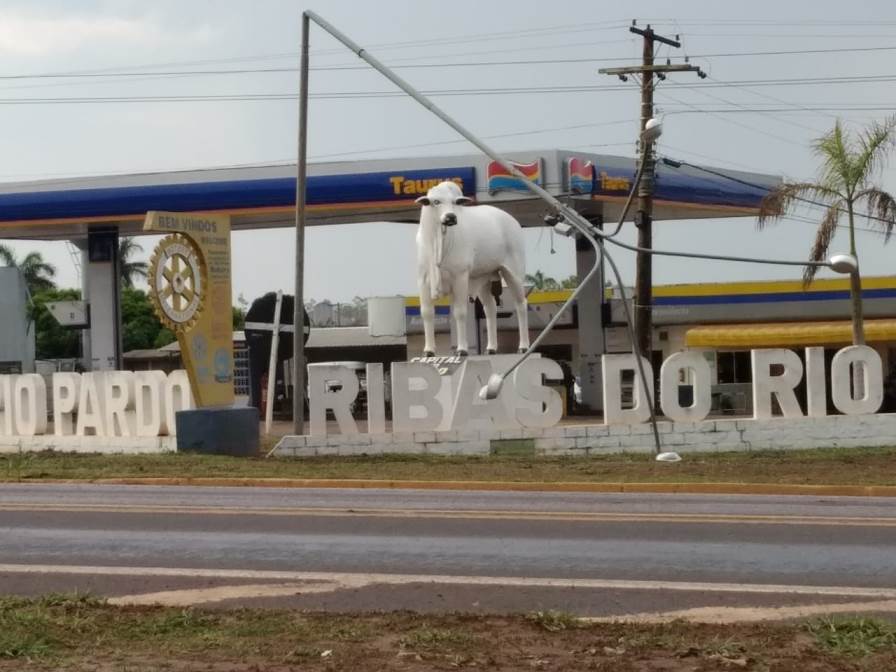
[828,254,858,275]
[479,373,505,401]
[642,117,663,143]
[552,221,576,238]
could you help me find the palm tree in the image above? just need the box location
[119,237,148,288]
[0,243,57,295]
[758,117,896,345]
[525,270,560,291]
[560,274,579,289]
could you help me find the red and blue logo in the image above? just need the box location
[566,157,594,194]
[487,159,543,194]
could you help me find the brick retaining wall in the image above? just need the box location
[274,413,896,457]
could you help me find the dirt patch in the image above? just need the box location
[1,596,894,671]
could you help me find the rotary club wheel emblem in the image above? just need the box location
[148,233,206,331]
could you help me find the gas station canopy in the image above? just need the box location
[0,149,779,240]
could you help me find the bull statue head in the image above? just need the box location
[415,181,472,227]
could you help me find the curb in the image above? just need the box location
[22,477,896,497]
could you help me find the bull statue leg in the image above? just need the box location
[419,276,437,357]
[475,282,499,355]
[451,273,471,356]
[500,267,530,353]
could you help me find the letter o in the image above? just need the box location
[660,352,711,423]
[14,374,47,436]
[831,345,883,415]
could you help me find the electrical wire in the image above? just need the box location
[658,89,808,148]
[602,234,830,269]
[4,47,896,82]
[660,156,896,228]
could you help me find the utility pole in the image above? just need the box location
[599,21,704,361]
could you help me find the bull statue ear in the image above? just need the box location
[415,196,431,206]
[454,196,473,206]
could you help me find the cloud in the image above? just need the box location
[0,8,210,56]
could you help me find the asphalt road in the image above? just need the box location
[1,483,894,620]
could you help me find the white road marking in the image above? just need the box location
[2,563,896,600]
[2,503,895,526]
[108,582,350,607]
[584,599,896,624]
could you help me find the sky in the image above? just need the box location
[0,0,894,304]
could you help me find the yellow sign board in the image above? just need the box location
[144,211,234,407]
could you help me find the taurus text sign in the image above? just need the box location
[309,346,884,436]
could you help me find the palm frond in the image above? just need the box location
[757,182,844,229]
[813,120,854,192]
[0,243,15,266]
[856,188,896,242]
[853,115,896,189]
[803,203,841,286]
[119,237,144,260]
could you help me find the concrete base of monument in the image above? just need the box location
[0,435,176,454]
[273,412,896,457]
[175,406,260,456]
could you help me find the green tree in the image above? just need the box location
[759,116,896,345]
[30,288,82,359]
[0,244,57,295]
[232,294,248,330]
[119,237,148,288]
[154,328,176,348]
[120,287,168,352]
[525,270,560,291]
[560,274,579,289]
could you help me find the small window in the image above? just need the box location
[717,351,752,384]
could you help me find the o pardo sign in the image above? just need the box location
[0,371,193,438]
[311,345,884,436]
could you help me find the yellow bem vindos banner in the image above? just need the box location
[144,211,234,408]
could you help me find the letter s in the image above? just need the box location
[513,358,563,429]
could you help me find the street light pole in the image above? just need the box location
[598,22,704,362]
[292,12,310,435]
[635,28,655,362]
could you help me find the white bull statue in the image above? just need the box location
[415,180,530,357]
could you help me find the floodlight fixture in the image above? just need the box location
[829,254,859,275]
[642,117,663,143]
[479,373,505,401]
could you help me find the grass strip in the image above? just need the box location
[0,594,893,670]
[2,446,896,486]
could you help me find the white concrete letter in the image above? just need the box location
[804,347,828,418]
[52,373,80,436]
[831,345,883,415]
[104,372,135,437]
[449,359,515,431]
[76,373,106,436]
[164,370,194,436]
[602,354,654,425]
[365,363,386,434]
[513,357,563,429]
[390,362,443,433]
[0,375,13,436]
[659,351,711,423]
[751,349,804,419]
[308,364,360,436]
[13,374,47,436]
[134,371,167,437]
